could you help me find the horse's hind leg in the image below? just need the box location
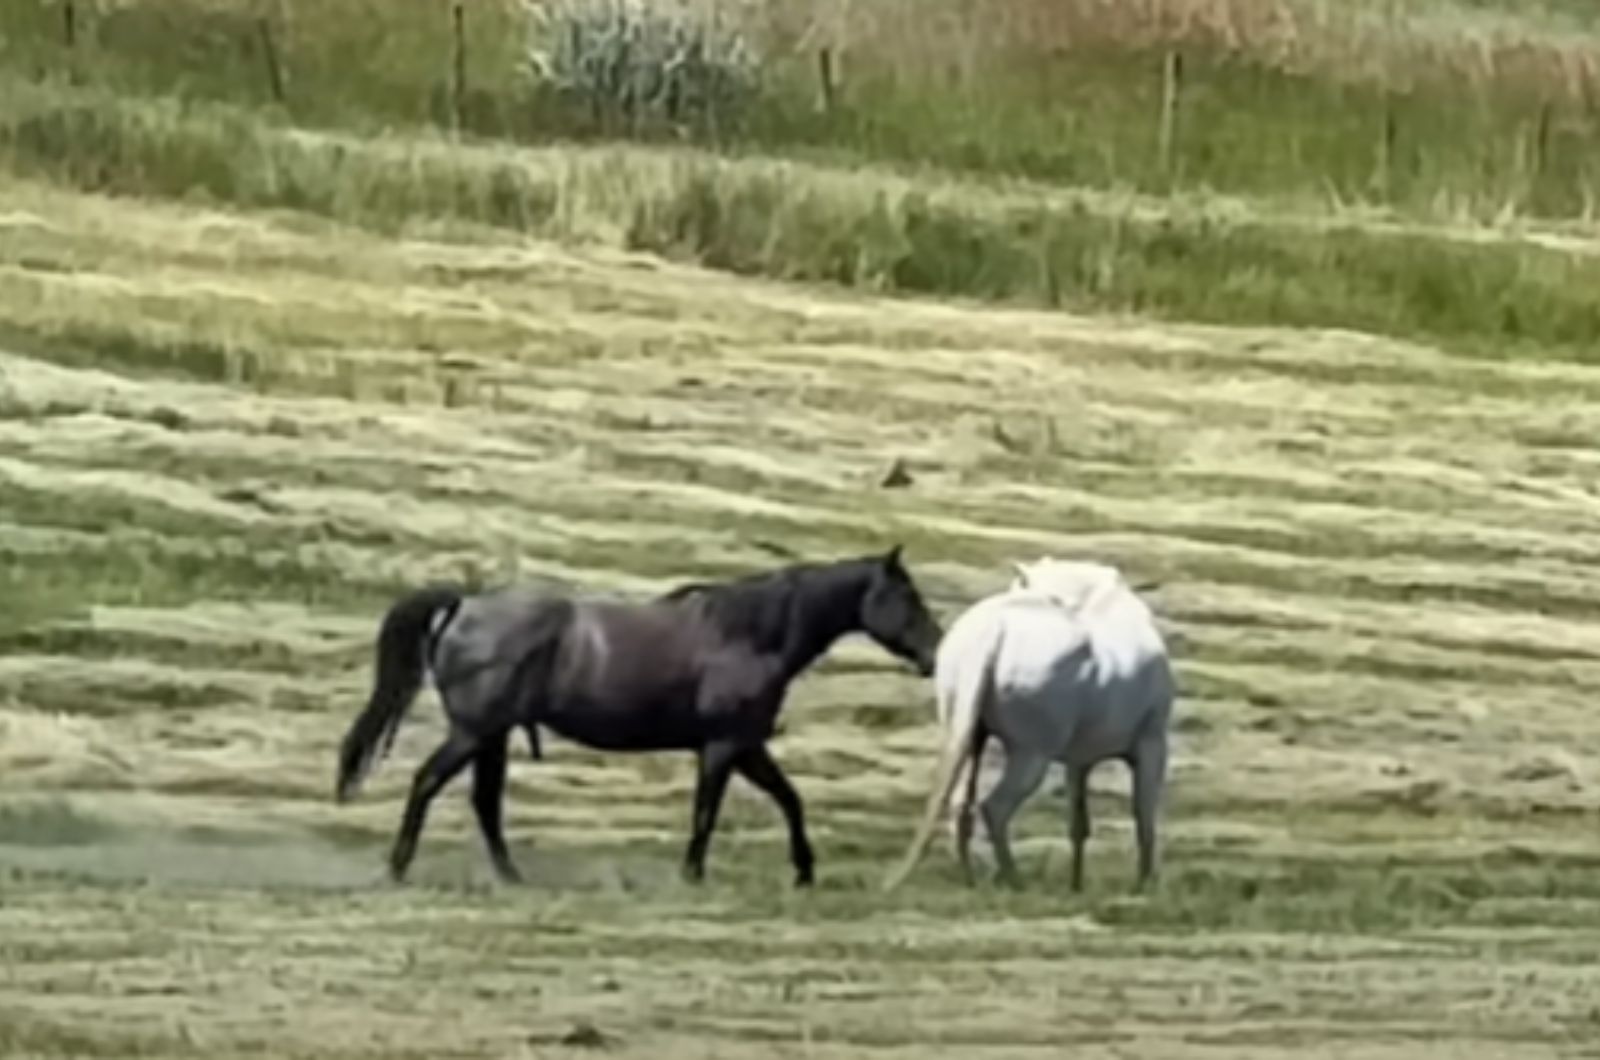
[1066,762,1092,893]
[980,748,1050,888]
[389,729,479,882]
[953,725,988,884]
[734,744,814,887]
[471,730,522,884]
[1130,733,1168,892]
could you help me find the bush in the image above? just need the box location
[523,0,762,137]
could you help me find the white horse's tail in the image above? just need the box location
[882,620,1001,892]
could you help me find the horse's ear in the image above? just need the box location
[885,543,905,568]
[1011,561,1029,584]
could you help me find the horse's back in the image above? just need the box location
[439,583,569,668]
[570,597,721,659]
[937,590,1088,676]
[933,590,1081,712]
[422,583,577,729]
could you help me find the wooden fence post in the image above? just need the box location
[1158,49,1183,179]
[1526,99,1555,211]
[1377,94,1397,200]
[1534,99,1552,178]
[62,0,81,84]
[256,17,286,104]
[816,47,836,115]
[450,1,467,136]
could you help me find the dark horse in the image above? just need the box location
[334,547,942,886]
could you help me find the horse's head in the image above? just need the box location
[860,545,942,676]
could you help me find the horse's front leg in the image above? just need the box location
[734,743,814,887]
[470,729,522,884]
[682,739,740,883]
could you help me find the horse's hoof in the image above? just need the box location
[491,855,525,886]
[794,871,815,888]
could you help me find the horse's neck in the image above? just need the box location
[778,568,868,677]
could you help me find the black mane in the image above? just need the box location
[660,558,876,655]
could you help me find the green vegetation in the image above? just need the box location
[6,76,1600,363]
[5,0,1599,217]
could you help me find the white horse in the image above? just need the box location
[883,558,1174,892]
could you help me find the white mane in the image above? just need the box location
[1009,557,1165,681]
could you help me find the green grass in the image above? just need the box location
[760,47,1600,219]
[3,0,1599,221]
[5,76,1600,363]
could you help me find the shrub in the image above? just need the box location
[522,0,762,136]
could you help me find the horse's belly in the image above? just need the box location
[1059,710,1145,765]
[991,673,1150,764]
[541,691,706,751]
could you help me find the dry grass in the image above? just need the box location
[5,174,1600,1055]
[763,0,1600,109]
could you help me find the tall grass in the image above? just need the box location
[4,0,1600,220]
[6,77,1600,362]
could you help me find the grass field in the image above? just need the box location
[6,0,1600,1056]
[6,166,1600,1056]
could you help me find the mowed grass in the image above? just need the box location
[6,175,1600,1056]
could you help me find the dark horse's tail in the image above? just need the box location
[335,585,463,803]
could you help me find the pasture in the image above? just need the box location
[6,0,1600,1056]
[5,172,1600,1057]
